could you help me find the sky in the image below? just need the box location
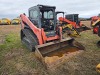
[0,0,100,19]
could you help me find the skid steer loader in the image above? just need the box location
[56,11,80,37]
[64,14,91,32]
[20,4,85,69]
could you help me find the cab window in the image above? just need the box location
[30,10,38,19]
[43,10,53,19]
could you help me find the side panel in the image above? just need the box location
[59,17,80,28]
[20,14,45,45]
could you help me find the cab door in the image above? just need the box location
[29,8,41,28]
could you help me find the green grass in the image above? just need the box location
[0,33,22,60]
[0,33,48,75]
[0,26,100,75]
[0,33,22,49]
[0,33,25,74]
[76,30,100,51]
[0,33,21,74]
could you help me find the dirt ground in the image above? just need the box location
[81,20,91,27]
[0,22,100,75]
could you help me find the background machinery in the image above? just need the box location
[1,18,11,25]
[20,4,85,68]
[0,19,1,25]
[91,17,100,47]
[91,14,100,27]
[91,16,99,27]
[59,14,90,32]
[11,18,20,25]
[56,12,80,37]
[91,15,100,73]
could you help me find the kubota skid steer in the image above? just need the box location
[20,4,85,69]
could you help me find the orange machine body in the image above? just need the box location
[59,17,81,29]
[20,14,62,45]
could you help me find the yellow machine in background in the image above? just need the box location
[0,19,2,24]
[62,24,80,37]
[96,64,100,73]
[1,18,11,25]
[56,12,80,37]
[11,18,20,25]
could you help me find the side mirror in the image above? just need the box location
[23,13,26,16]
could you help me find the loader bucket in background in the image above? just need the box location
[76,26,91,32]
[35,37,85,69]
[81,25,91,31]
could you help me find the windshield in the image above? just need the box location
[40,10,54,19]
[44,11,53,19]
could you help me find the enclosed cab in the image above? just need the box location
[65,14,79,25]
[28,5,57,34]
[20,4,62,50]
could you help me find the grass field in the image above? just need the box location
[0,22,100,75]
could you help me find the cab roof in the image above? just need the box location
[29,4,56,10]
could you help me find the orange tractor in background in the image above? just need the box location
[91,14,100,26]
[56,12,90,37]
[20,4,85,68]
[91,16,99,27]
[56,12,80,37]
[91,15,100,34]
[59,14,90,32]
